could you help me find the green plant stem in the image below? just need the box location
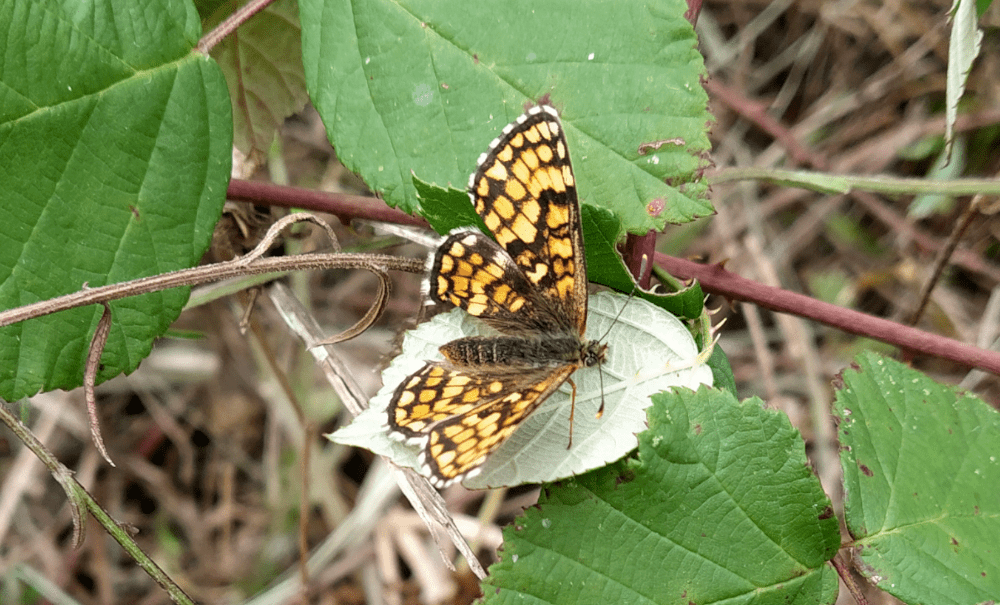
[0,402,196,605]
[652,264,687,293]
[711,168,1000,196]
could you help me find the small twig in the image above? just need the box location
[0,253,423,329]
[235,213,347,332]
[831,552,869,605]
[84,303,115,466]
[238,288,260,332]
[197,0,275,54]
[0,402,196,604]
[314,267,391,345]
[241,213,343,263]
[656,253,1000,375]
[908,194,985,325]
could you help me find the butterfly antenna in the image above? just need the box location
[594,254,648,419]
[598,253,646,342]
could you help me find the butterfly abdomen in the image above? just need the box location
[440,335,587,368]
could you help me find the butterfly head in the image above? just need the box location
[582,340,608,368]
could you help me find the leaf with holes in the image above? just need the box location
[835,352,1000,605]
[301,0,713,233]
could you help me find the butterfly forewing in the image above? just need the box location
[468,107,588,334]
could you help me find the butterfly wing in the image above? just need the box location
[391,106,598,487]
[428,229,569,335]
[388,360,575,487]
[467,106,588,335]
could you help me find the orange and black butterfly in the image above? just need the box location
[387,106,606,487]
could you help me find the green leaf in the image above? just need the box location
[945,0,984,157]
[207,0,309,160]
[483,387,840,604]
[582,204,704,319]
[706,344,737,398]
[412,176,485,236]
[0,0,232,399]
[301,0,713,233]
[328,292,714,488]
[834,352,1000,605]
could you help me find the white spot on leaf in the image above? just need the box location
[412,83,433,107]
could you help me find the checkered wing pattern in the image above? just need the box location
[428,230,570,335]
[389,362,575,485]
[387,105,604,488]
[467,106,588,335]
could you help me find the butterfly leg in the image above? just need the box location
[566,377,577,449]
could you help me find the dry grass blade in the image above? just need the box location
[269,283,488,580]
[314,265,391,346]
[398,468,488,579]
[909,194,994,325]
[270,283,370,415]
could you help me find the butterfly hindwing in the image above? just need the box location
[388,361,575,486]
[428,229,569,335]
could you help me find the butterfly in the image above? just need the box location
[387,105,606,487]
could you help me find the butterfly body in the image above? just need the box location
[388,105,605,487]
[440,335,605,369]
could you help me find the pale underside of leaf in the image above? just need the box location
[329,291,714,487]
